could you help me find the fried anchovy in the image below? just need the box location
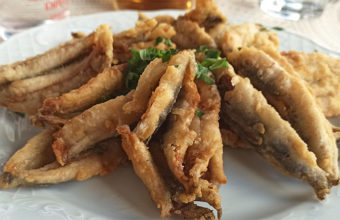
[1,134,126,188]
[117,125,173,218]
[213,65,332,200]
[0,33,94,85]
[228,48,339,186]
[38,65,124,122]
[134,50,194,141]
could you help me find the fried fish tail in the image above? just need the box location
[228,48,339,185]
[173,202,215,220]
[118,125,173,218]
[4,128,56,173]
[1,137,126,188]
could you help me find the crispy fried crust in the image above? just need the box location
[134,51,194,141]
[38,65,124,121]
[1,56,97,115]
[117,125,173,218]
[215,65,331,199]
[185,79,226,187]
[113,18,176,63]
[0,34,93,85]
[173,202,215,220]
[281,51,340,117]
[228,48,339,185]
[221,23,279,54]
[0,25,114,115]
[220,127,252,149]
[123,58,168,115]
[172,18,216,49]
[52,52,192,165]
[1,135,126,188]
[178,79,224,212]
[163,55,200,186]
[3,128,56,173]
[182,0,226,31]
[52,91,138,165]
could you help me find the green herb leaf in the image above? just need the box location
[160,48,178,62]
[205,49,221,59]
[200,58,217,68]
[175,65,179,68]
[155,37,173,46]
[195,46,230,85]
[164,38,172,46]
[272,26,284,31]
[195,110,205,117]
[155,37,163,46]
[260,26,284,31]
[196,64,209,78]
[209,58,229,70]
[125,47,178,91]
[196,64,214,85]
[196,45,209,53]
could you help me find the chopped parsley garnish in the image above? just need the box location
[196,45,209,53]
[125,47,178,90]
[204,49,221,59]
[164,38,172,46]
[195,45,229,84]
[195,110,205,117]
[196,45,221,59]
[175,64,179,68]
[196,64,214,85]
[260,26,284,31]
[155,37,163,46]
[272,26,284,31]
[205,58,228,70]
[155,37,173,46]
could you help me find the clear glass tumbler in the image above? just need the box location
[0,0,69,40]
[259,0,329,20]
[111,0,195,10]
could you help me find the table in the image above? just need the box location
[2,0,340,52]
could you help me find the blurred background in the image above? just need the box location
[0,0,339,51]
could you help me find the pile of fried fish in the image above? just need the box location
[0,0,339,219]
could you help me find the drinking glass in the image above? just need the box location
[259,0,329,20]
[111,0,195,10]
[0,0,69,40]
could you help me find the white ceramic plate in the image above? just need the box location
[0,11,339,220]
